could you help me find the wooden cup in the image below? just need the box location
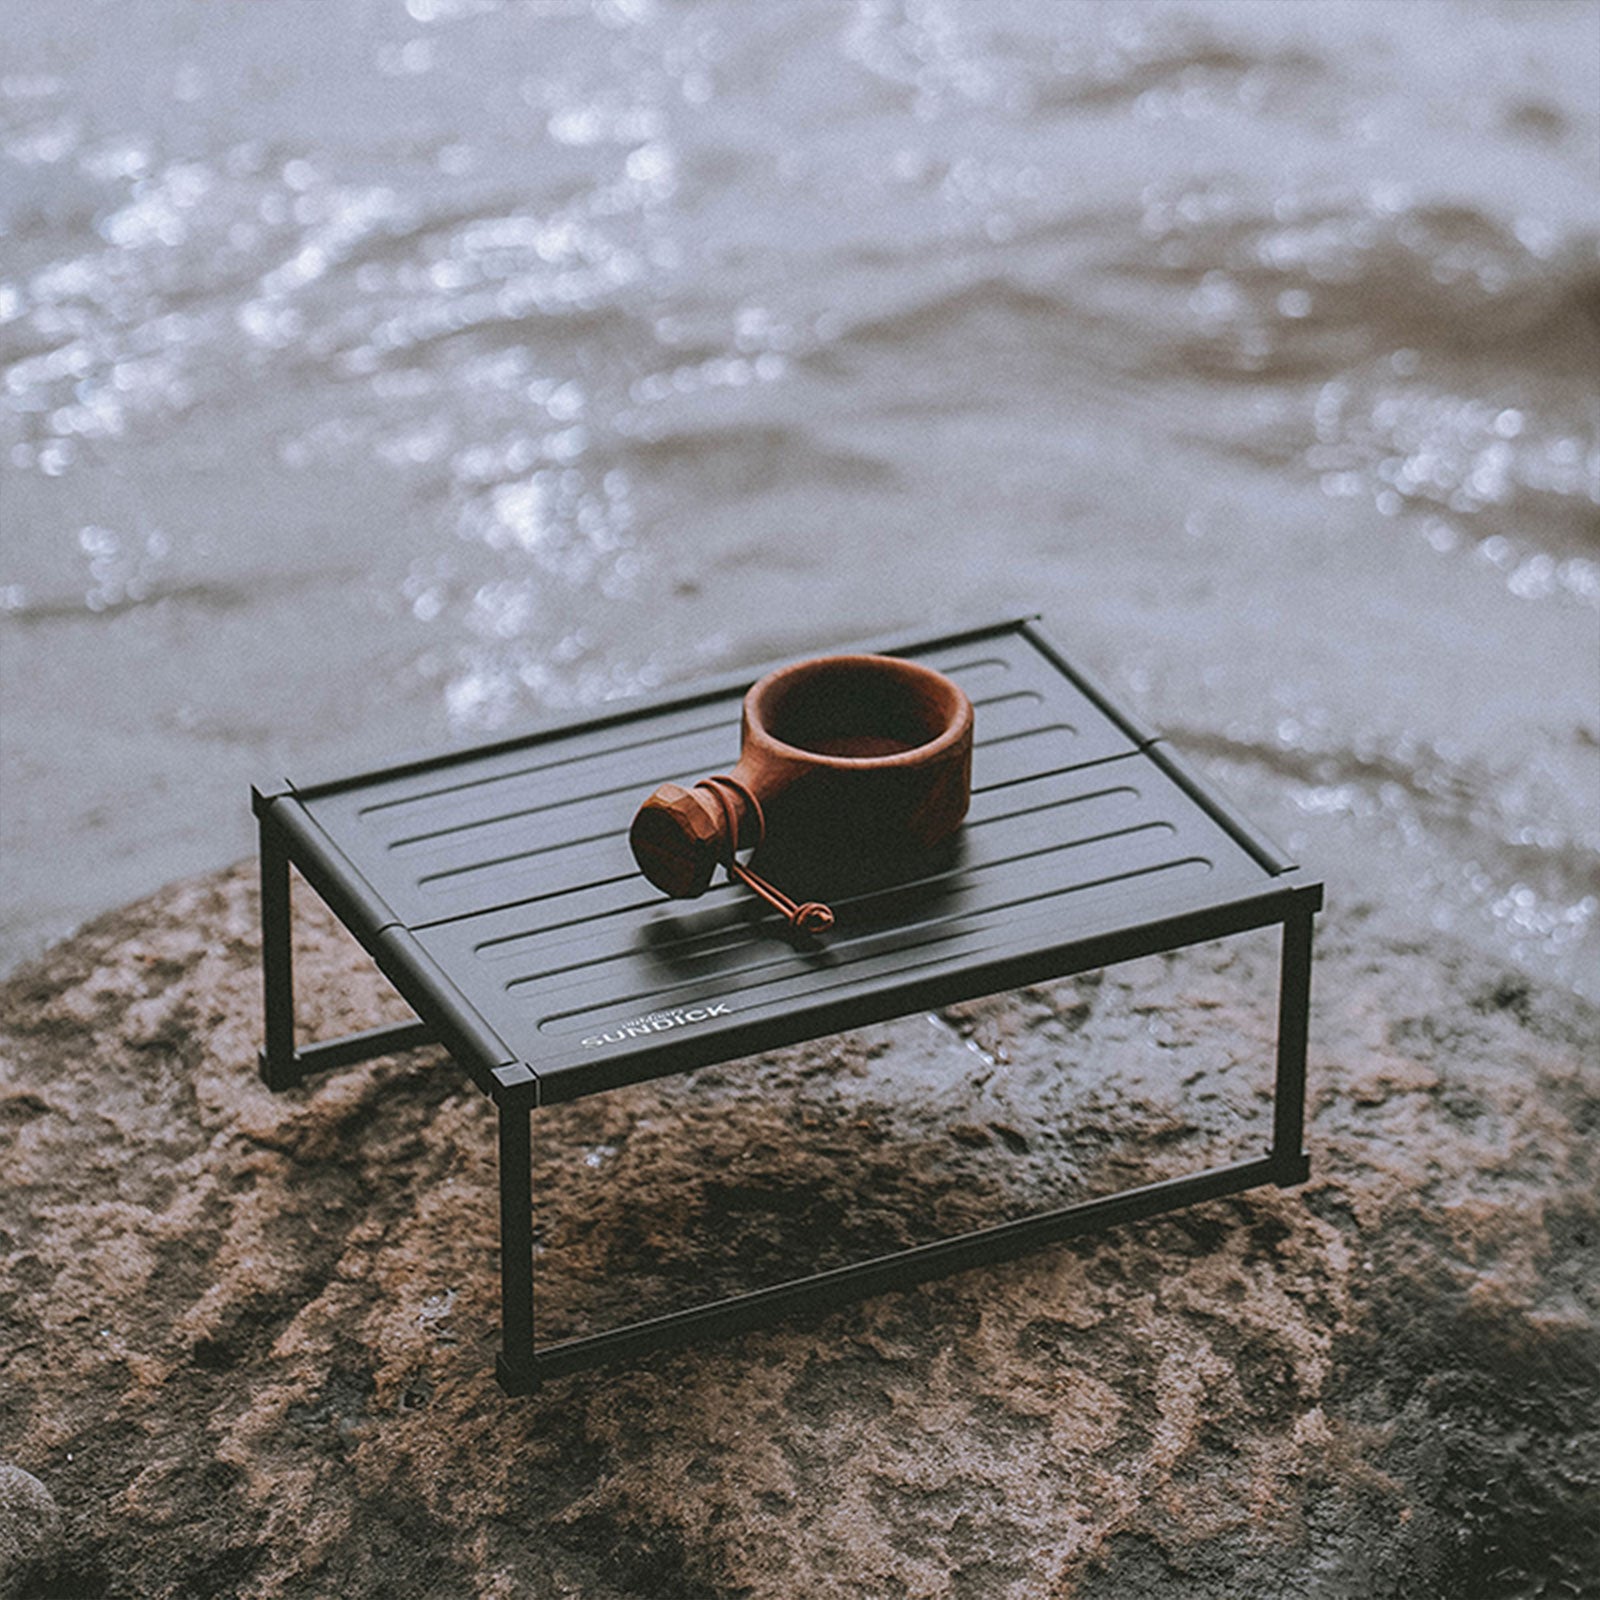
[630,654,974,925]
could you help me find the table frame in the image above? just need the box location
[253,618,1320,1394]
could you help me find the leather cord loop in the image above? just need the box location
[696,776,834,935]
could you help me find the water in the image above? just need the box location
[1,0,1596,999]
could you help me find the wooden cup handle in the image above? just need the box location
[628,775,832,933]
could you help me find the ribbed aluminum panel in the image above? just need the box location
[293,619,1299,1101]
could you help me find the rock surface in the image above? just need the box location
[0,862,1596,1599]
[0,1463,61,1600]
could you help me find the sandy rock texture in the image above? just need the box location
[0,1463,61,1599]
[1,861,1596,1599]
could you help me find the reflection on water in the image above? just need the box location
[0,0,1596,998]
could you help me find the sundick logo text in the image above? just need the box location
[581,1002,731,1049]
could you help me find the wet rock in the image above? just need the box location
[0,862,1596,1598]
[0,1464,62,1599]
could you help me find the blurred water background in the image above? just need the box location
[1,0,1596,1001]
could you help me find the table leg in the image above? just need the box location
[1271,904,1314,1186]
[495,1103,538,1394]
[258,814,300,1092]
[484,909,1322,1385]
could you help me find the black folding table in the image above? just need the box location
[253,616,1320,1394]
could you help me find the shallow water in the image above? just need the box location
[1,0,1597,998]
